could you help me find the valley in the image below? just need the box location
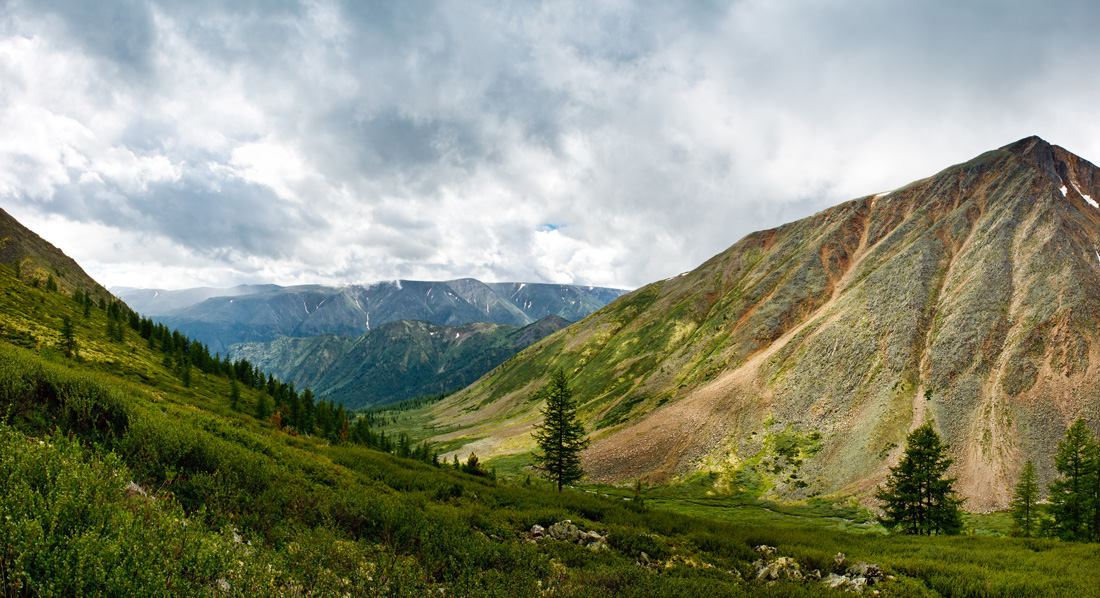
[2,138,1100,597]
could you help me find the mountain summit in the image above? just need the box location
[429,136,1100,511]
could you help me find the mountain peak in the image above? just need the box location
[998,136,1100,195]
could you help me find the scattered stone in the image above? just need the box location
[588,537,610,551]
[125,481,150,500]
[215,579,231,592]
[847,561,881,579]
[548,520,583,543]
[747,547,884,594]
[753,556,802,581]
[754,545,778,556]
[823,573,850,589]
[532,521,610,551]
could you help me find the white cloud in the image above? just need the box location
[3,0,1100,291]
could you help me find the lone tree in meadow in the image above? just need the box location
[532,368,589,492]
[875,422,965,535]
[1047,418,1097,542]
[1010,459,1040,537]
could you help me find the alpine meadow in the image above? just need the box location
[13,0,1100,593]
[3,133,1100,596]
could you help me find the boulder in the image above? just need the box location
[755,556,802,581]
[822,573,850,590]
[548,520,583,543]
[847,562,881,579]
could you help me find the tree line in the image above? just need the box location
[1010,418,1100,541]
[875,417,1100,541]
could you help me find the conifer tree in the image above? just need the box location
[60,316,77,358]
[532,368,589,492]
[256,393,272,422]
[1010,459,1040,537]
[229,378,241,411]
[875,422,964,535]
[1048,419,1097,542]
[180,356,192,388]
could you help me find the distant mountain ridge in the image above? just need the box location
[115,280,627,354]
[231,315,572,409]
[425,136,1100,512]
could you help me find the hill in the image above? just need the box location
[425,136,1100,512]
[0,206,112,303]
[119,279,626,354]
[231,315,571,409]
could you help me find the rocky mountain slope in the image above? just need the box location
[231,315,571,409]
[426,136,1100,511]
[120,279,624,353]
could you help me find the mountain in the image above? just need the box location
[112,284,281,315]
[125,279,625,354]
[231,315,571,409]
[0,206,112,303]
[425,136,1100,511]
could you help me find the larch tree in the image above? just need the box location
[1047,418,1097,542]
[1010,459,1040,537]
[532,368,589,492]
[875,422,965,535]
[60,316,77,358]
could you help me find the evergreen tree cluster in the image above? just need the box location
[1040,418,1100,542]
[1003,418,1100,541]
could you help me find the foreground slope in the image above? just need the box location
[232,315,571,409]
[430,136,1100,511]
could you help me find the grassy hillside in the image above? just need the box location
[231,316,571,409]
[2,222,1098,596]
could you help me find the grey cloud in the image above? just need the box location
[26,0,157,74]
[4,0,1100,291]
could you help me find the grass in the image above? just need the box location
[1,263,1099,597]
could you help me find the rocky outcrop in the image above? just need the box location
[751,547,889,593]
[527,521,609,551]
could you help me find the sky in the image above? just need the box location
[3,0,1100,291]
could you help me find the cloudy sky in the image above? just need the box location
[3,0,1100,291]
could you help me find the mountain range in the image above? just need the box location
[231,315,571,409]
[422,136,1100,511]
[116,280,627,354]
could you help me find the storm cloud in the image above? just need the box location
[2,0,1100,290]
